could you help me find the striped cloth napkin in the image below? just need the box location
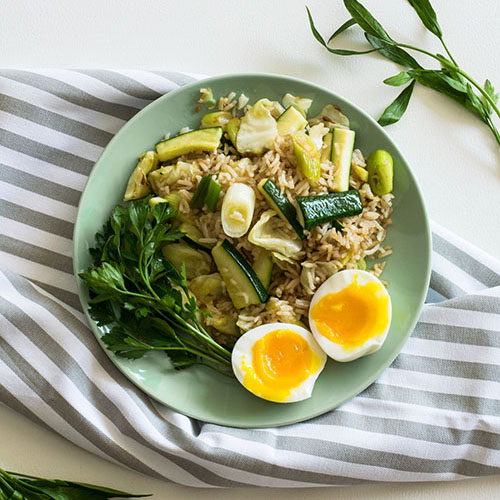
[1,69,500,487]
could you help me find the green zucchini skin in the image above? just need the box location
[204,177,221,211]
[252,250,273,291]
[258,179,305,239]
[296,190,363,230]
[212,239,268,308]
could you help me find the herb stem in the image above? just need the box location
[456,68,500,120]
[440,37,458,66]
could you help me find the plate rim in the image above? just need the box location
[73,72,432,428]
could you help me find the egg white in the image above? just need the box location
[231,322,327,403]
[308,270,392,362]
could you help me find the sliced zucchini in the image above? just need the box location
[201,111,232,130]
[226,118,240,147]
[252,249,273,291]
[276,106,308,136]
[156,127,223,162]
[162,242,212,279]
[331,128,355,192]
[178,221,212,253]
[162,191,181,210]
[258,178,304,239]
[293,132,321,185]
[212,240,268,309]
[296,190,363,230]
[352,163,369,182]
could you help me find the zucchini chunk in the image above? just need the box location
[331,128,355,192]
[296,190,363,230]
[252,248,273,291]
[258,178,304,239]
[178,221,212,253]
[212,240,268,309]
[320,132,333,162]
[277,106,308,136]
[201,111,232,130]
[162,242,212,279]
[156,127,223,162]
[204,176,221,211]
[226,118,240,147]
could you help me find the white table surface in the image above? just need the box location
[1,0,499,498]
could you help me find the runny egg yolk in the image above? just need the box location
[241,329,321,402]
[310,278,390,351]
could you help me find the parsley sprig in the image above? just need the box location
[307,0,500,145]
[0,467,149,499]
[79,197,232,373]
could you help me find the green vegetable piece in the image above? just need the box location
[123,151,159,201]
[276,106,308,136]
[258,178,304,239]
[212,239,268,309]
[190,176,211,208]
[292,131,321,185]
[201,111,232,130]
[148,196,168,209]
[162,191,181,210]
[332,219,344,232]
[282,93,313,117]
[357,257,367,270]
[331,128,355,192]
[366,149,394,195]
[226,118,240,147]
[162,242,212,280]
[178,220,212,253]
[252,248,273,291]
[205,176,222,211]
[296,190,363,230]
[198,87,216,109]
[352,163,369,182]
[156,127,223,162]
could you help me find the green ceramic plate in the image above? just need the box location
[73,73,431,428]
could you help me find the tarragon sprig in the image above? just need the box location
[307,0,500,145]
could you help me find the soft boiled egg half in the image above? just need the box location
[309,270,392,362]
[232,323,327,403]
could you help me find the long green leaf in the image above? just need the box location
[483,79,499,115]
[306,7,382,55]
[407,0,442,38]
[365,33,422,69]
[343,0,393,42]
[408,69,467,105]
[328,18,356,43]
[383,71,412,86]
[378,80,416,126]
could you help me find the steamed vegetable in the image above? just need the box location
[258,178,304,239]
[201,111,232,130]
[198,87,216,109]
[236,98,278,154]
[282,93,313,116]
[221,182,255,238]
[190,175,211,209]
[309,104,350,130]
[80,197,232,372]
[367,149,394,195]
[292,132,321,184]
[248,210,303,258]
[276,106,308,136]
[308,122,329,152]
[320,132,333,161]
[123,151,159,201]
[161,242,212,279]
[189,273,226,303]
[204,176,222,211]
[226,118,240,146]
[178,220,212,252]
[156,127,223,161]
[212,239,268,308]
[252,248,273,290]
[148,161,194,196]
[296,190,363,230]
[331,128,355,192]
